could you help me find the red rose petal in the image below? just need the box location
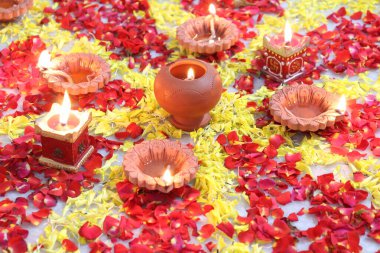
[79,222,102,240]
[216,221,235,238]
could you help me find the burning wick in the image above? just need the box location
[209,4,216,40]
[38,50,74,83]
[335,96,347,115]
[185,68,195,81]
[161,165,173,186]
[284,21,292,46]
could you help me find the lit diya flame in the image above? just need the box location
[60,90,71,125]
[284,21,292,44]
[38,50,52,69]
[162,165,173,186]
[336,96,347,114]
[208,4,216,40]
[185,68,195,81]
[208,3,216,15]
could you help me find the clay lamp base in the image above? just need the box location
[154,58,222,132]
[269,85,344,132]
[0,0,33,21]
[42,53,111,95]
[123,140,199,193]
[177,16,239,54]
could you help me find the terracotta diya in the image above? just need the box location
[123,140,199,193]
[262,22,310,83]
[0,0,33,21]
[39,51,111,95]
[154,58,222,131]
[177,4,239,54]
[269,85,346,132]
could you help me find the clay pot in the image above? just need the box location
[269,85,344,132]
[154,58,222,131]
[0,0,33,21]
[123,140,199,193]
[42,53,111,95]
[177,16,239,54]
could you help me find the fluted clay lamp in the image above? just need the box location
[269,85,346,132]
[0,0,33,21]
[177,4,239,54]
[262,22,310,83]
[123,140,199,193]
[154,58,222,131]
[38,50,111,95]
[35,91,94,172]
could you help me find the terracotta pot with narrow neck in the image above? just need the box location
[154,59,222,132]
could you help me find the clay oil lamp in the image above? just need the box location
[123,140,199,193]
[177,4,239,54]
[35,90,94,172]
[262,22,310,83]
[154,58,222,131]
[38,50,111,95]
[269,85,346,132]
[0,0,33,21]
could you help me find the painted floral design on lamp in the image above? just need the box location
[262,22,310,83]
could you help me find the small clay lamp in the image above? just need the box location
[269,85,346,132]
[35,91,94,172]
[262,22,310,83]
[177,4,239,54]
[0,0,33,21]
[123,140,199,193]
[154,58,222,131]
[38,50,111,95]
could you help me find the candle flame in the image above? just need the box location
[208,4,216,15]
[186,68,195,80]
[38,50,52,69]
[336,96,346,113]
[59,90,71,125]
[284,21,292,43]
[162,166,172,185]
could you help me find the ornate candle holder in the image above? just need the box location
[262,23,310,83]
[39,52,111,95]
[177,5,239,54]
[35,92,94,172]
[0,0,33,21]
[269,85,346,132]
[154,58,222,131]
[123,140,199,193]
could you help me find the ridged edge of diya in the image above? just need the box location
[0,0,33,21]
[43,53,111,95]
[176,16,239,54]
[269,85,343,132]
[123,140,199,193]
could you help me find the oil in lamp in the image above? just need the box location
[262,22,310,83]
[35,91,94,172]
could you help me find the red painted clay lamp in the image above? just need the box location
[38,50,111,95]
[35,90,94,172]
[154,58,222,131]
[0,0,33,21]
[269,84,346,132]
[177,4,239,54]
[262,22,310,83]
[123,140,199,193]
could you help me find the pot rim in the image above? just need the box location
[165,58,212,83]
